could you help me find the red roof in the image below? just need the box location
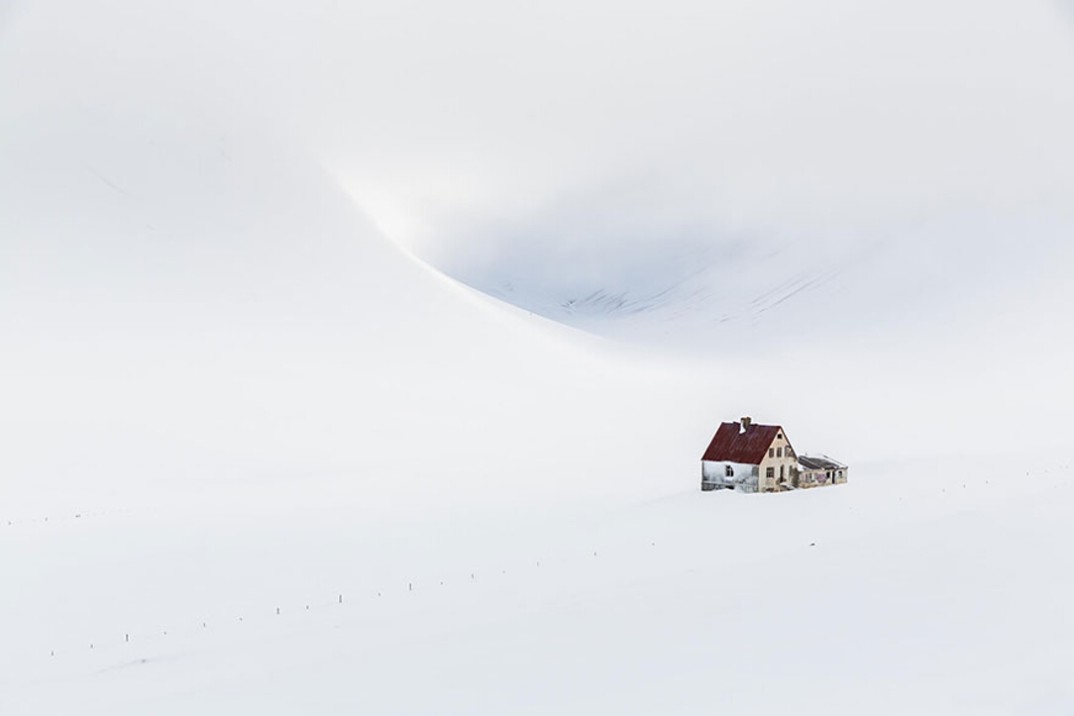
[701,422,782,464]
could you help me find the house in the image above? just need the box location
[700,417,848,493]
[700,417,799,493]
[797,454,848,488]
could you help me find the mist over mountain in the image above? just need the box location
[396,0,1074,352]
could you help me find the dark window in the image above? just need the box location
[766,467,775,479]
[769,448,775,458]
[725,465,734,477]
[777,447,783,458]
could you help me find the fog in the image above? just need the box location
[6,0,1073,245]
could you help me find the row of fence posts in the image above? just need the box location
[39,540,667,661]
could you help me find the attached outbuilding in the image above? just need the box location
[797,455,848,488]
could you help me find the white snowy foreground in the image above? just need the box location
[4,453,1074,714]
[3,0,1074,713]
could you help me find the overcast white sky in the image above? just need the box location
[6,1,1074,227]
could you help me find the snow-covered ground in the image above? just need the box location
[3,1,1074,713]
[5,454,1074,714]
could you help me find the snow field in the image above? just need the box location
[4,455,1073,713]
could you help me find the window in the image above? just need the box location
[766,467,775,479]
[777,433,782,439]
[769,448,775,458]
[777,447,783,458]
[725,465,734,477]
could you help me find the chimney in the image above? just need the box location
[740,416,752,432]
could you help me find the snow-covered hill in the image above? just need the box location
[2,1,1074,713]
